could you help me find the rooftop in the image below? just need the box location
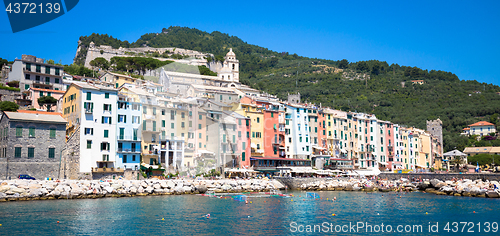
[469,121,495,127]
[3,110,66,124]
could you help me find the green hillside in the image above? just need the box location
[74,26,500,152]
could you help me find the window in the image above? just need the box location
[48,148,55,158]
[55,68,60,75]
[199,115,203,120]
[105,93,109,99]
[103,104,112,111]
[50,128,56,138]
[153,107,156,115]
[101,116,111,124]
[118,115,126,123]
[29,127,35,137]
[16,127,22,137]
[100,142,110,151]
[55,78,59,84]
[198,124,202,129]
[171,110,175,120]
[162,120,166,127]
[171,123,174,129]
[25,84,30,90]
[36,65,41,73]
[123,155,127,163]
[28,147,34,158]
[36,75,40,81]
[26,63,31,71]
[132,116,140,124]
[86,92,91,100]
[143,106,147,114]
[39,91,44,97]
[104,130,109,138]
[15,147,21,158]
[153,121,157,131]
[238,131,241,138]
[257,117,260,123]
[87,140,92,149]
[45,77,50,84]
[181,112,185,118]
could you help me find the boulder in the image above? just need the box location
[196,185,208,194]
[153,184,161,189]
[429,179,442,188]
[0,185,11,192]
[486,191,499,198]
[10,187,26,194]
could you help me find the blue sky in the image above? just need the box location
[1,0,499,85]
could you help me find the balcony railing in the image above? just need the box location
[117,148,140,153]
[92,167,124,173]
[117,135,140,141]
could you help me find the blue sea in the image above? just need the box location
[0,191,499,235]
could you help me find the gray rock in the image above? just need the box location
[196,185,208,193]
[153,184,161,189]
[145,186,154,193]
[429,179,442,188]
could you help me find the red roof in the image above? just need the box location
[463,127,470,130]
[469,121,495,127]
[29,88,65,93]
[17,110,63,116]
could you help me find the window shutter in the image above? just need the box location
[109,117,112,124]
[101,117,104,123]
[91,129,94,135]
[109,104,112,111]
[84,103,87,109]
[124,115,127,123]
[103,104,105,111]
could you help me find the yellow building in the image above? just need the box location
[237,96,264,157]
[101,72,139,88]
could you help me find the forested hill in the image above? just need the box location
[74,26,500,152]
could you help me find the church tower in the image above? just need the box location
[218,48,239,82]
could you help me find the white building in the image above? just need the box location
[285,104,311,159]
[9,55,65,92]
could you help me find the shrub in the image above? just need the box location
[6,81,19,88]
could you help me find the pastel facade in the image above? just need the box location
[8,55,65,92]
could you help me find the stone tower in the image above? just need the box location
[217,48,239,82]
[288,92,301,104]
[427,118,443,151]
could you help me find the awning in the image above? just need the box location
[341,149,347,154]
[197,150,215,155]
[251,143,257,148]
[312,146,326,150]
[416,164,427,168]
[279,147,286,149]
[378,161,388,165]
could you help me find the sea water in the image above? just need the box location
[0,191,498,235]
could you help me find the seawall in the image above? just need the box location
[378,173,500,181]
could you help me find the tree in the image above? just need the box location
[6,81,19,88]
[37,96,58,111]
[89,57,110,70]
[338,59,349,69]
[357,62,368,72]
[0,101,19,111]
[490,113,498,125]
[46,59,55,65]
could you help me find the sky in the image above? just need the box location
[1,0,499,85]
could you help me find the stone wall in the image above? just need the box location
[378,173,500,181]
[275,177,323,190]
[61,126,81,179]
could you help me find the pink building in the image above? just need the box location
[29,88,65,111]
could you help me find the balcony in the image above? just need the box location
[117,135,140,141]
[85,108,93,114]
[117,148,140,153]
[92,167,124,173]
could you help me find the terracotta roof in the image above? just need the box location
[29,88,65,93]
[18,110,63,116]
[463,127,470,130]
[469,121,495,127]
[3,111,66,123]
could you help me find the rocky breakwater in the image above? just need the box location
[417,179,500,198]
[299,178,418,192]
[0,179,286,202]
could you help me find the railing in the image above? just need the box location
[117,135,139,141]
[85,108,93,114]
[117,148,140,153]
[92,167,124,173]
